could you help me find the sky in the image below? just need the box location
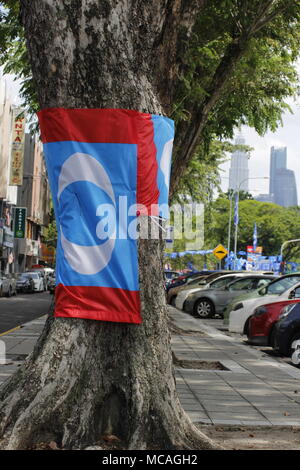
[219,96,300,201]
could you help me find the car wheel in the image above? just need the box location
[269,326,276,347]
[289,332,300,357]
[243,318,250,336]
[194,299,214,319]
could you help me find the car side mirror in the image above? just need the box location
[259,287,267,295]
[290,287,300,299]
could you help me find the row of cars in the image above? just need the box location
[165,269,300,365]
[166,270,276,317]
[0,268,55,297]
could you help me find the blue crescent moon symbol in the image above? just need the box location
[159,139,173,191]
[57,152,116,275]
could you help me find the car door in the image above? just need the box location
[224,277,258,307]
[0,275,9,294]
[207,275,243,313]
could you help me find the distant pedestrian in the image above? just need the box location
[279,261,285,275]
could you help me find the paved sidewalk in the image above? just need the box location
[170,306,300,426]
[0,316,47,385]
[1,309,300,427]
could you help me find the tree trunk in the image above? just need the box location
[0,0,218,450]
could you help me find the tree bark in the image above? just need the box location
[0,0,218,450]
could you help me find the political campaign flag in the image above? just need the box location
[38,108,174,324]
[253,223,257,252]
[234,191,239,226]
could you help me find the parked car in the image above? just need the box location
[167,275,207,306]
[164,270,181,285]
[228,274,300,334]
[174,271,246,310]
[24,272,45,292]
[273,300,300,358]
[247,299,300,346]
[16,273,35,293]
[0,273,17,297]
[165,271,203,292]
[183,274,274,319]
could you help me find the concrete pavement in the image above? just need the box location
[170,306,300,426]
[1,307,300,428]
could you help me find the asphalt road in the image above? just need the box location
[0,291,53,334]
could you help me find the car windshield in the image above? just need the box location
[210,276,239,289]
[187,276,205,286]
[23,273,38,279]
[265,276,300,295]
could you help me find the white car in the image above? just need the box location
[228,276,300,334]
[0,273,17,297]
[175,273,249,311]
[23,272,45,292]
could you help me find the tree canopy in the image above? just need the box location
[206,195,300,257]
[1,1,300,201]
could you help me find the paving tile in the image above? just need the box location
[210,419,243,425]
[182,404,204,411]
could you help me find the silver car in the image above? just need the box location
[0,273,17,297]
[183,274,276,319]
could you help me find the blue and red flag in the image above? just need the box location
[253,223,257,252]
[38,108,174,324]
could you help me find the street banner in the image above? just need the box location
[9,108,26,186]
[247,245,263,267]
[38,108,174,323]
[253,223,257,251]
[14,207,27,239]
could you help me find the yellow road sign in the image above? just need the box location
[213,244,228,260]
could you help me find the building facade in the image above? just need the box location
[0,74,52,273]
[269,146,287,196]
[273,168,298,208]
[0,78,17,273]
[269,146,298,207]
[15,135,51,272]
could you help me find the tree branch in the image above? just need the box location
[249,0,299,35]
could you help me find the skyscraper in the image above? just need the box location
[269,146,298,207]
[228,134,249,192]
[274,169,298,207]
[269,146,287,195]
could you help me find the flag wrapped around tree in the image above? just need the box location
[38,108,174,324]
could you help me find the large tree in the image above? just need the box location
[1,0,300,450]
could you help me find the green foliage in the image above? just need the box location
[42,207,57,247]
[173,140,253,204]
[1,1,300,201]
[174,0,300,142]
[206,194,300,258]
[0,1,39,122]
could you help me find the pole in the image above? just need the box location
[227,192,233,255]
[233,190,239,269]
[280,239,300,259]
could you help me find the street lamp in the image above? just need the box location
[231,177,269,269]
[280,239,300,259]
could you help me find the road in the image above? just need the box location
[0,291,53,334]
